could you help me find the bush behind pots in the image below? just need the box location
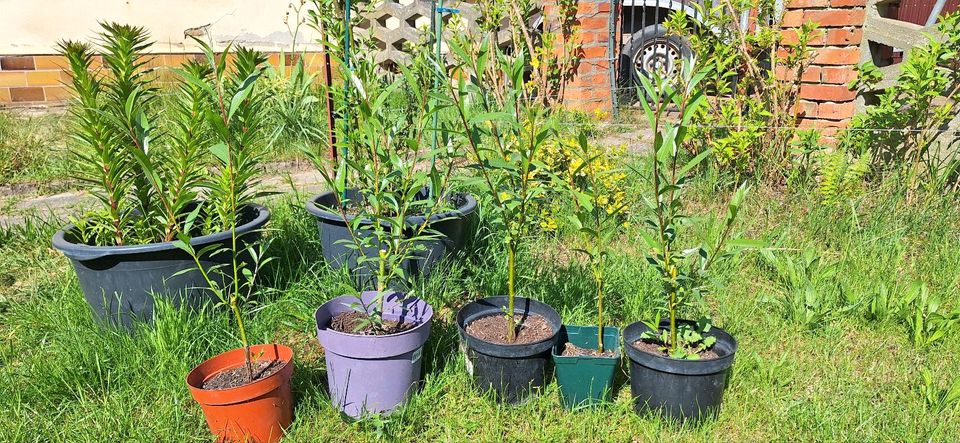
[305,189,477,284]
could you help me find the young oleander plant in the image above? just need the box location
[174,38,272,380]
[634,61,753,359]
[564,134,629,353]
[59,22,264,246]
[305,46,458,333]
[446,35,557,342]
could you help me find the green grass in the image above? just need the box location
[0,111,70,188]
[1,169,959,442]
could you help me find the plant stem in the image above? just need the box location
[596,271,604,354]
[506,239,517,342]
[669,288,677,355]
[230,297,254,381]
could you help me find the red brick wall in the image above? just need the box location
[545,0,615,113]
[781,0,866,136]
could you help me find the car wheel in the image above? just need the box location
[626,24,693,83]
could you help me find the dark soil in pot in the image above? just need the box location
[202,359,288,390]
[464,313,554,344]
[52,203,270,330]
[561,342,617,358]
[456,296,561,404]
[623,319,737,421]
[329,310,415,335]
[305,189,477,284]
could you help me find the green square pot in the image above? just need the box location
[552,324,621,408]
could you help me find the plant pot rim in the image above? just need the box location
[186,343,294,405]
[306,189,477,227]
[551,324,622,361]
[623,319,737,375]
[52,202,270,262]
[455,296,561,357]
[315,292,434,339]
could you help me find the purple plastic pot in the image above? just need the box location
[315,291,433,418]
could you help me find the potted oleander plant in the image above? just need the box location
[179,40,293,443]
[552,134,628,408]
[624,61,753,421]
[445,36,562,403]
[307,51,452,418]
[51,23,270,329]
[303,2,477,279]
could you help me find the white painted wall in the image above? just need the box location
[0,0,321,54]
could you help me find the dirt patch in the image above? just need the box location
[202,359,286,390]
[465,313,554,345]
[632,339,720,360]
[329,310,416,336]
[561,342,616,358]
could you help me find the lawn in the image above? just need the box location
[1,158,958,441]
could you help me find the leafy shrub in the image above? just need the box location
[536,138,628,232]
[759,248,847,328]
[816,144,870,206]
[842,12,960,193]
[60,23,268,246]
[666,1,818,182]
[633,61,755,359]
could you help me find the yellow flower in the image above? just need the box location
[540,217,558,232]
[498,192,511,202]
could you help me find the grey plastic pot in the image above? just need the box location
[305,189,477,284]
[52,203,269,330]
[456,296,561,404]
[623,319,737,421]
[315,291,433,419]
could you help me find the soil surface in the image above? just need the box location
[632,339,720,360]
[329,311,416,335]
[202,359,286,390]
[465,313,554,345]
[561,342,616,358]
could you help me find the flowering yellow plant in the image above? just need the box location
[535,138,629,231]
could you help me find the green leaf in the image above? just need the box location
[228,72,260,121]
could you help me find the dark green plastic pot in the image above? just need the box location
[552,325,621,408]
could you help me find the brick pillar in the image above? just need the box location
[781,0,866,137]
[544,0,615,113]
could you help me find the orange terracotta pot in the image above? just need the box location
[187,344,295,443]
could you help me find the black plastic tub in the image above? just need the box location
[623,319,737,421]
[456,296,561,404]
[52,203,270,330]
[305,189,477,281]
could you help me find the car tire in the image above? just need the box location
[625,24,693,84]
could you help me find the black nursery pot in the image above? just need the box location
[623,319,737,421]
[52,203,270,330]
[456,296,561,404]
[305,189,477,281]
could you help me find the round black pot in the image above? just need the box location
[623,319,737,421]
[52,203,270,330]
[456,296,561,404]
[305,189,477,282]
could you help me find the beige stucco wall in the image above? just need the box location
[0,0,321,55]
